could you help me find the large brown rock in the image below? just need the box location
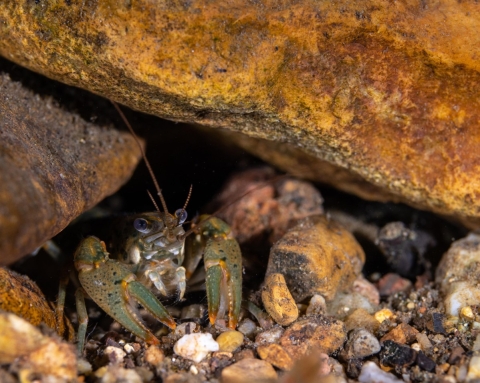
[0,72,141,265]
[0,1,479,223]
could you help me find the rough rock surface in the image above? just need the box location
[0,1,480,224]
[0,71,141,264]
[266,215,365,302]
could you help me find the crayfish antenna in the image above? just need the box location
[111,101,172,224]
[179,174,289,240]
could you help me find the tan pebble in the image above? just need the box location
[415,332,433,351]
[279,315,347,361]
[262,273,298,326]
[374,308,394,323]
[344,308,380,333]
[306,294,327,315]
[235,349,255,361]
[144,345,164,367]
[257,343,294,371]
[381,323,419,344]
[278,351,333,383]
[97,366,142,383]
[266,215,365,302]
[216,330,244,352]
[221,358,277,383]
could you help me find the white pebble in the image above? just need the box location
[173,333,219,363]
[104,346,126,364]
[123,343,135,354]
[358,361,403,383]
[436,233,480,316]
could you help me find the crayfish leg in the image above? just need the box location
[75,288,89,355]
[204,238,242,329]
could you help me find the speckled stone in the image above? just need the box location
[257,343,294,371]
[279,315,347,361]
[262,273,299,326]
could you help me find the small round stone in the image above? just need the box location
[216,330,244,353]
[221,358,277,383]
[344,329,381,359]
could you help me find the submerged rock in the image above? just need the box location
[1,1,480,224]
[0,71,141,264]
[266,215,365,302]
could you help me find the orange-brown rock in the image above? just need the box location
[0,71,141,264]
[1,1,480,224]
[0,311,76,380]
[279,315,347,360]
[0,268,74,340]
[266,215,365,302]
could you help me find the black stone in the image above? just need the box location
[416,351,436,372]
[426,312,446,334]
[380,340,417,367]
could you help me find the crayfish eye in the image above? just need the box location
[134,218,151,233]
[175,209,188,224]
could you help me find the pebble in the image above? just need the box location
[352,276,380,306]
[173,333,219,363]
[380,340,417,368]
[380,323,419,344]
[221,358,277,383]
[415,332,433,351]
[374,308,395,323]
[378,273,412,297]
[344,308,380,333]
[96,366,142,383]
[467,354,480,381]
[237,318,258,339]
[306,294,327,315]
[104,346,126,364]
[279,315,347,360]
[257,343,294,371]
[77,358,93,375]
[255,325,285,346]
[282,352,346,383]
[235,348,255,361]
[435,233,480,316]
[358,361,404,383]
[328,291,376,319]
[416,351,436,372]
[262,273,299,326]
[144,345,165,367]
[174,322,199,337]
[216,330,244,353]
[265,215,365,303]
[426,312,446,334]
[344,329,381,359]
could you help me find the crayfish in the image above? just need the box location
[60,103,242,354]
